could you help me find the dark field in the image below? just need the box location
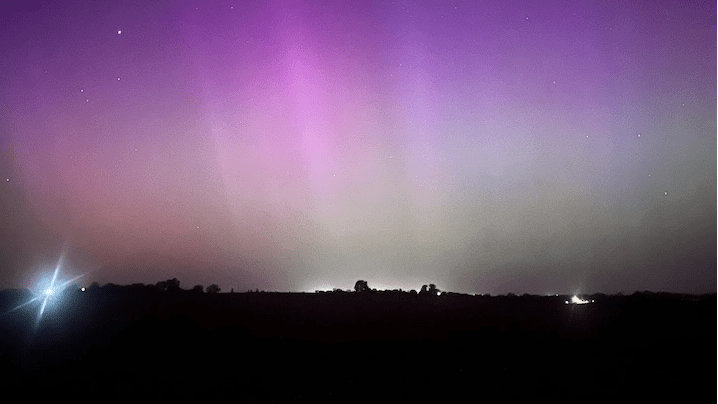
[0,288,715,402]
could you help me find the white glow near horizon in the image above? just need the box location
[571,295,589,304]
[304,281,419,293]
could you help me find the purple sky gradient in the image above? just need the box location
[1,0,715,294]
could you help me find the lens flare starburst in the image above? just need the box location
[4,253,87,328]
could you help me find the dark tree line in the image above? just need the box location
[354,280,440,296]
[79,279,223,294]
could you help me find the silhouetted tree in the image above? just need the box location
[354,280,370,293]
[206,284,221,294]
[191,285,204,293]
[419,284,440,296]
[167,278,181,292]
[156,279,181,292]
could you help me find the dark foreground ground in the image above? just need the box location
[0,289,715,402]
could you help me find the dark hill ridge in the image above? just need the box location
[0,287,715,402]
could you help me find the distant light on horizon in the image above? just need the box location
[570,295,590,305]
[23,252,89,327]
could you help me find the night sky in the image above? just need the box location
[1,0,715,295]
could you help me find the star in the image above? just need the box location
[117,77,121,81]
[80,89,84,93]
[664,191,668,195]
[117,30,122,35]
[5,178,8,182]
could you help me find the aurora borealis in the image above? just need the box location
[1,0,715,294]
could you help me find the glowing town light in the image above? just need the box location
[81,287,86,292]
[571,295,589,305]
